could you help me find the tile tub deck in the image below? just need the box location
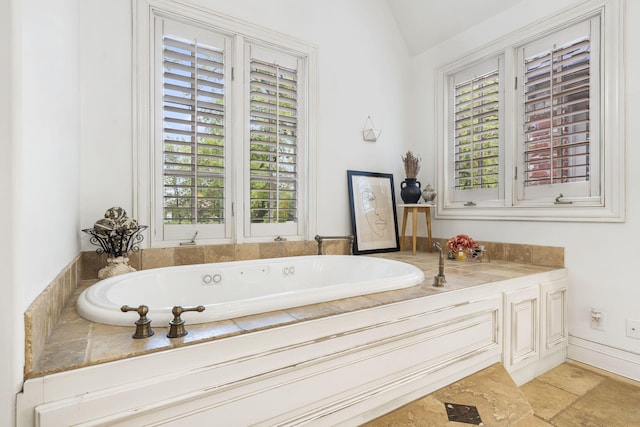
[28,251,556,379]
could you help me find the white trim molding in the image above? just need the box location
[568,335,640,382]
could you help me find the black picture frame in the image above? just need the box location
[347,170,400,255]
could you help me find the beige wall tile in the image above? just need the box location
[235,243,260,260]
[531,245,564,267]
[141,247,174,270]
[282,241,306,257]
[204,244,235,263]
[321,240,344,255]
[304,240,318,255]
[259,242,285,259]
[24,255,81,376]
[127,250,142,271]
[505,243,532,264]
[174,246,205,265]
[81,251,108,280]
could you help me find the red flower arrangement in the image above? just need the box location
[447,234,479,252]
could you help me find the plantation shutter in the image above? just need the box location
[247,45,302,236]
[450,57,502,202]
[159,20,229,240]
[519,17,600,202]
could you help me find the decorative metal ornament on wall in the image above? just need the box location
[82,207,148,279]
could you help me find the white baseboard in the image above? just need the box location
[567,336,640,382]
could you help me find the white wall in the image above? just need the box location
[409,0,640,368]
[79,0,412,242]
[79,0,133,229]
[1,0,18,424]
[16,0,81,305]
[4,0,81,425]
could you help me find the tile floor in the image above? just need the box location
[364,362,640,426]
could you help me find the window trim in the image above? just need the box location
[133,0,318,247]
[435,0,625,222]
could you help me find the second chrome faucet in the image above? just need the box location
[432,242,446,287]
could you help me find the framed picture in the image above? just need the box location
[347,170,400,254]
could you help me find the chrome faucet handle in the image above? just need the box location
[167,305,205,338]
[121,304,154,339]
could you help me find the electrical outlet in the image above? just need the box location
[627,319,640,340]
[591,307,604,330]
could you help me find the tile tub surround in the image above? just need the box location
[26,251,559,379]
[425,238,564,268]
[23,255,80,376]
[81,239,564,280]
[79,239,332,279]
[24,239,563,379]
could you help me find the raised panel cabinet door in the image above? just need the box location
[541,279,568,356]
[504,285,540,370]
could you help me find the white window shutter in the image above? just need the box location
[247,45,303,237]
[158,19,230,241]
[518,17,600,203]
[449,57,503,203]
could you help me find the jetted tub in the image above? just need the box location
[77,255,425,326]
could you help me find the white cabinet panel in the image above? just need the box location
[504,286,539,371]
[541,278,568,355]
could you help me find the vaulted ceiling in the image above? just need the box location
[386,0,521,55]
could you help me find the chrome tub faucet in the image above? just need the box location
[432,242,446,287]
[314,235,354,255]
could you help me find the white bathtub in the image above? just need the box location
[77,255,425,326]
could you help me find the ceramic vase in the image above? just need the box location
[421,183,436,204]
[400,178,422,203]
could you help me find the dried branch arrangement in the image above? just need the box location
[402,151,421,179]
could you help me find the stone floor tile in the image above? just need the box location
[363,363,640,427]
[512,414,554,426]
[520,378,579,420]
[536,363,605,396]
[552,378,640,427]
[432,363,533,426]
[365,395,452,426]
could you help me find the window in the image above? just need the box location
[450,57,503,203]
[134,1,317,246]
[517,20,600,204]
[158,21,231,242]
[246,46,303,238]
[436,0,624,221]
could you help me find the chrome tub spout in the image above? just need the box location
[314,235,354,255]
